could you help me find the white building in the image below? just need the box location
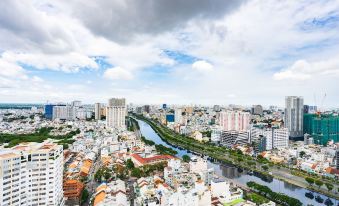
[175,108,182,124]
[219,111,250,131]
[265,128,289,150]
[95,103,101,120]
[0,141,64,206]
[53,105,75,120]
[285,96,303,138]
[106,98,126,129]
[211,126,222,142]
[211,178,243,204]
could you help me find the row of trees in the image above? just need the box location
[247,181,302,206]
[140,135,178,156]
[305,177,334,191]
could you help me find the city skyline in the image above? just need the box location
[0,1,339,106]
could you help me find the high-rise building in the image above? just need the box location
[265,128,289,150]
[71,100,82,107]
[249,126,289,150]
[53,105,75,120]
[142,105,150,113]
[285,96,304,139]
[162,104,167,109]
[94,103,101,120]
[219,111,250,131]
[106,98,126,129]
[211,126,223,143]
[174,108,182,124]
[44,104,55,120]
[0,141,64,205]
[251,105,263,116]
[304,113,339,145]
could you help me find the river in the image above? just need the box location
[136,119,338,206]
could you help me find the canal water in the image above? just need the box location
[137,119,338,206]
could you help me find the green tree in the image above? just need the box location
[262,165,269,171]
[315,179,323,188]
[131,168,142,178]
[81,189,89,204]
[126,159,135,169]
[182,155,191,163]
[299,151,306,158]
[305,177,314,186]
[325,183,333,191]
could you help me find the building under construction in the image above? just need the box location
[304,113,339,145]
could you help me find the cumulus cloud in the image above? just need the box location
[192,60,214,72]
[274,57,339,80]
[103,67,133,80]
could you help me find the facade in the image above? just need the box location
[106,98,126,129]
[219,111,250,131]
[265,128,289,150]
[166,114,175,123]
[285,96,304,139]
[174,108,182,124]
[53,105,75,120]
[252,136,266,154]
[220,130,248,147]
[211,126,223,143]
[0,141,64,206]
[304,114,339,145]
[95,103,101,120]
[63,180,84,202]
[44,104,55,120]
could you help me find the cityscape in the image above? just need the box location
[1,1,339,206]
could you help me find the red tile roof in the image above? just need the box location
[131,153,174,165]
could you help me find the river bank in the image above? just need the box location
[132,114,339,205]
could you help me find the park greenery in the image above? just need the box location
[0,127,80,148]
[113,160,167,179]
[247,181,302,206]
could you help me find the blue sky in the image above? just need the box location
[0,0,339,107]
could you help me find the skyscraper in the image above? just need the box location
[285,96,304,139]
[106,98,126,129]
[94,103,101,120]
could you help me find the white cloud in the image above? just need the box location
[274,57,339,80]
[2,52,98,73]
[103,67,133,80]
[0,59,27,79]
[32,76,44,82]
[192,60,214,72]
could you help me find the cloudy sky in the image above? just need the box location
[0,0,339,107]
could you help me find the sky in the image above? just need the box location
[0,0,339,107]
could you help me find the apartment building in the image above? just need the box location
[0,141,64,206]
